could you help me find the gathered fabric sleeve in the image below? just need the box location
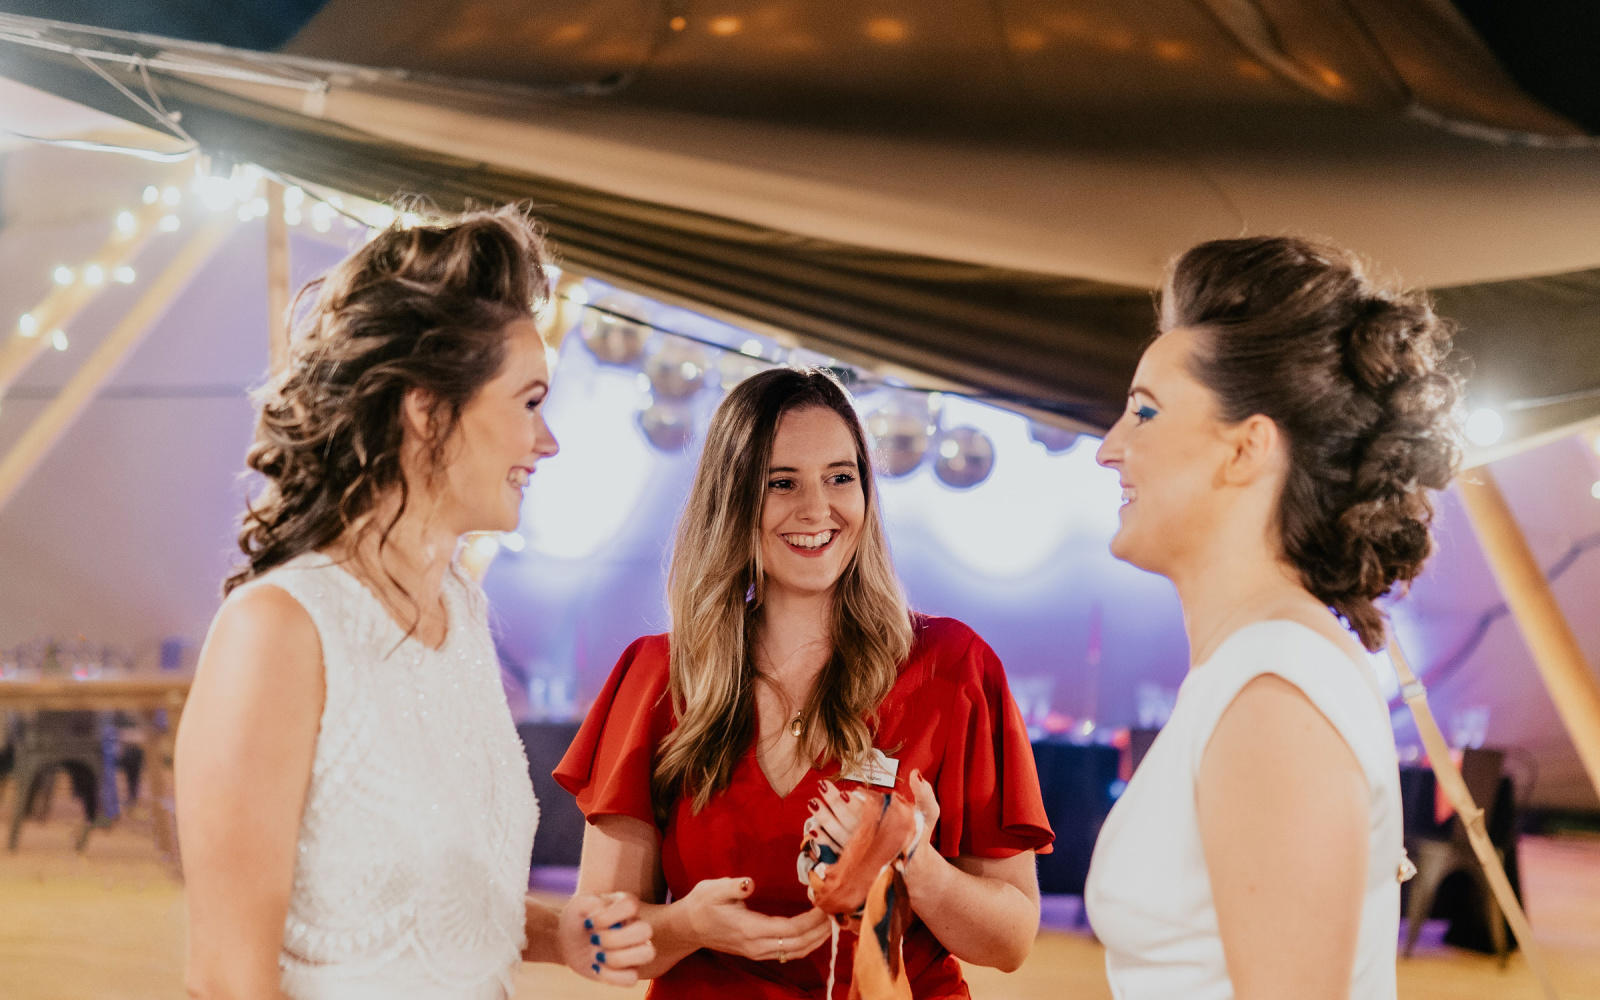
[929,627,1055,859]
[553,634,675,828]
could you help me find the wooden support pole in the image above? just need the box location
[1456,467,1600,802]
[265,180,292,374]
[0,219,234,515]
[0,198,173,397]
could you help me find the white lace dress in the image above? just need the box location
[236,553,539,1000]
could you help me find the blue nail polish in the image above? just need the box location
[610,921,624,930]
[591,963,600,974]
[584,918,594,931]
[590,933,600,945]
[597,951,607,964]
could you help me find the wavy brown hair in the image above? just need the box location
[653,368,913,816]
[1162,235,1463,650]
[224,206,551,598]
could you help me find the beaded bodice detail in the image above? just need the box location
[241,554,537,1000]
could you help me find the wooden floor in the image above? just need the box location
[2,775,1597,999]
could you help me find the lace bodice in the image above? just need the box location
[238,553,538,1000]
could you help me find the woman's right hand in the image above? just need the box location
[681,876,833,964]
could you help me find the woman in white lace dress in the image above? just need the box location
[176,208,653,999]
[1084,236,1462,999]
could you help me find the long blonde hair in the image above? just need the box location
[653,368,913,815]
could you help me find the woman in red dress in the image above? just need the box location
[555,368,1054,998]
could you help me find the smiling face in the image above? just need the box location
[758,405,867,603]
[1095,325,1239,578]
[432,316,559,535]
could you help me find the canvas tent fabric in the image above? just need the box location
[0,3,1597,444]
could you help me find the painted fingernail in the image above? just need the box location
[807,797,821,810]
[840,790,851,801]
[597,951,607,964]
[591,963,600,974]
[590,933,600,945]
[584,918,594,931]
[610,921,624,930]
[739,877,752,892]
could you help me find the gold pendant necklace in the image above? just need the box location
[790,712,804,738]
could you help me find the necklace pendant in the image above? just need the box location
[790,713,803,738]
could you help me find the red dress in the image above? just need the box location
[554,615,1055,999]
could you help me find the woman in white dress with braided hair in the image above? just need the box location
[176,207,652,999]
[1086,235,1463,999]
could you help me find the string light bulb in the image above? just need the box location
[50,329,68,351]
[113,266,136,284]
[141,185,159,205]
[115,211,138,236]
[158,214,181,232]
[18,313,38,337]
[1464,407,1504,447]
[83,264,105,286]
[52,266,75,285]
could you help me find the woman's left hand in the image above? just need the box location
[806,779,867,855]
[905,768,939,862]
[558,891,655,986]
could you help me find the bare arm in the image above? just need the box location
[577,814,832,978]
[897,772,1041,972]
[175,586,322,1000]
[1197,674,1369,1000]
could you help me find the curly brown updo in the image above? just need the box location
[1161,235,1463,651]
[224,206,551,595]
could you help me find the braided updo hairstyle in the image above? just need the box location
[225,206,551,595]
[1161,236,1463,651]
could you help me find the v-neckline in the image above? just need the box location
[750,731,819,800]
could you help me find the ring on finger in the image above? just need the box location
[778,937,787,964]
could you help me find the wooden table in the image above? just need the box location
[0,674,192,861]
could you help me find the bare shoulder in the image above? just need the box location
[189,582,324,714]
[1212,674,1362,774]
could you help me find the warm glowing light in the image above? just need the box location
[863,17,909,44]
[1236,59,1270,81]
[158,214,181,232]
[141,185,159,205]
[311,202,335,233]
[51,329,68,351]
[1591,480,1600,501]
[1009,28,1047,53]
[708,16,742,36]
[285,208,304,227]
[53,266,75,285]
[1152,39,1191,62]
[284,186,306,208]
[161,185,181,206]
[82,264,105,286]
[669,15,687,31]
[1316,66,1345,89]
[1464,408,1504,447]
[18,313,38,337]
[115,211,138,236]
[740,339,764,357]
[113,266,136,284]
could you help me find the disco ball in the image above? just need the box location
[637,400,696,451]
[644,338,710,400]
[579,295,652,365]
[864,405,932,478]
[933,426,995,489]
[1028,421,1082,454]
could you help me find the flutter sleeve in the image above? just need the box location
[931,628,1055,858]
[553,634,674,827]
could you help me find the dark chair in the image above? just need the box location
[518,722,587,869]
[1401,747,1511,965]
[6,711,115,852]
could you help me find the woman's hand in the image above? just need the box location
[557,892,655,987]
[906,769,939,861]
[681,876,832,964]
[806,778,868,856]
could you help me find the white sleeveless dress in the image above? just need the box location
[1085,620,1403,999]
[236,553,539,1000]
